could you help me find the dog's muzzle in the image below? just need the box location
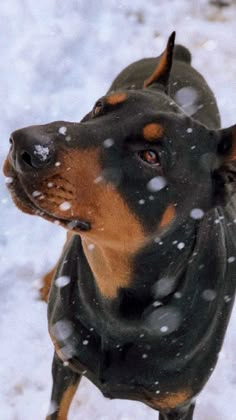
[9,127,55,174]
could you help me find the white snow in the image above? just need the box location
[59,201,71,211]
[147,176,167,192]
[4,176,13,184]
[32,190,42,197]
[177,242,185,250]
[175,86,199,116]
[58,126,67,135]
[1,1,236,419]
[202,289,217,301]
[33,144,50,161]
[190,208,205,219]
[103,138,115,148]
[55,275,71,288]
[51,320,74,341]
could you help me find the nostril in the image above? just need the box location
[9,129,55,171]
[21,151,34,167]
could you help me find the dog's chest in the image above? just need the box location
[48,213,236,407]
[50,315,194,410]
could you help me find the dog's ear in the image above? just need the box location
[144,32,176,90]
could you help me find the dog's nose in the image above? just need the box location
[9,127,55,172]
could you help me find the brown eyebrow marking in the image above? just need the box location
[106,92,128,105]
[143,123,164,141]
[159,204,176,229]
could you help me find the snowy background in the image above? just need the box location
[1,1,236,419]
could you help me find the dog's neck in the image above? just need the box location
[75,209,234,348]
[81,218,197,311]
[82,238,133,299]
[48,206,236,363]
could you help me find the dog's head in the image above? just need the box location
[3,34,236,252]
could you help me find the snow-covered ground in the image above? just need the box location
[1,1,236,419]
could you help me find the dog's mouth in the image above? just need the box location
[4,161,91,232]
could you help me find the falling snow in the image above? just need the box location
[174,86,199,116]
[146,306,181,335]
[190,208,204,220]
[154,277,176,298]
[202,289,217,301]
[103,138,114,148]
[177,242,185,250]
[32,190,42,197]
[147,176,167,192]
[58,126,67,135]
[59,201,71,211]
[4,176,13,184]
[51,320,73,341]
[55,275,71,288]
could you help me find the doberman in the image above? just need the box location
[3,32,236,419]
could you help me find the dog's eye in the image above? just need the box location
[93,101,104,117]
[138,150,160,165]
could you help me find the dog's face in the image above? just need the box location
[3,32,236,252]
[3,87,236,248]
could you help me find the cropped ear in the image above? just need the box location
[144,32,176,91]
[217,125,236,163]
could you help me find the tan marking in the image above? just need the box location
[144,32,175,88]
[57,383,79,420]
[144,50,168,88]
[81,183,146,298]
[3,155,12,177]
[159,204,176,229]
[83,241,138,299]
[143,123,164,141]
[3,157,37,216]
[106,92,128,105]
[28,148,146,299]
[40,266,56,302]
[150,389,192,410]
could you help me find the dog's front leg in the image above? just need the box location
[46,352,81,420]
[159,402,195,420]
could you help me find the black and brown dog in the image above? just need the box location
[3,32,236,419]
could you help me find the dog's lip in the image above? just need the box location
[5,169,91,232]
[35,206,91,232]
